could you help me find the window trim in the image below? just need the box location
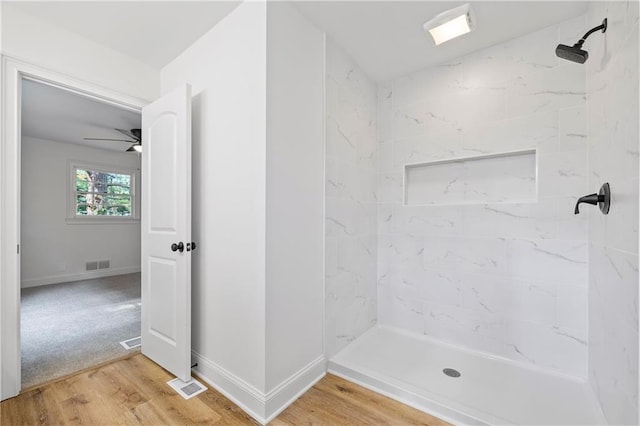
[66,160,140,224]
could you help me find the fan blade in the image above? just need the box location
[83,138,135,142]
[115,128,137,140]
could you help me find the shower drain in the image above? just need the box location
[443,368,461,378]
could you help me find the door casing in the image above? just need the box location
[0,56,150,400]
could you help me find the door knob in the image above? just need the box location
[171,242,184,252]
[186,242,197,252]
[574,183,610,214]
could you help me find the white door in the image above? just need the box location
[141,84,192,381]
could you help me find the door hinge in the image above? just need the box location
[17,244,20,254]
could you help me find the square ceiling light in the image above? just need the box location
[423,3,475,46]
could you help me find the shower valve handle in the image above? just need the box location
[574,183,610,215]
[574,193,601,214]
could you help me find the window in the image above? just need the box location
[68,162,139,223]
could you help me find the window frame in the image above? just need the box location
[66,160,140,224]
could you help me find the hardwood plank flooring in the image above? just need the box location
[1,353,448,425]
[274,374,449,426]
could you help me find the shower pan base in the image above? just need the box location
[329,326,605,425]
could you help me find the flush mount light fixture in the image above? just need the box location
[126,143,142,153]
[423,3,475,46]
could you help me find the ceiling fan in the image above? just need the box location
[84,128,142,152]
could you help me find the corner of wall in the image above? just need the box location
[263,356,326,423]
[264,0,325,395]
[586,0,639,424]
[324,36,379,360]
[193,350,325,425]
[191,351,267,423]
[159,0,269,410]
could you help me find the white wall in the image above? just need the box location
[21,137,141,287]
[376,17,590,377]
[324,39,378,359]
[161,0,269,415]
[264,0,325,405]
[0,3,159,101]
[586,1,639,423]
[162,3,326,421]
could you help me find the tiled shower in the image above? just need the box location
[325,1,638,424]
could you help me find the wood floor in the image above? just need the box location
[1,353,448,425]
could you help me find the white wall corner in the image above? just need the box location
[264,355,326,423]
[191,351,268,423]
[192,351,326,425]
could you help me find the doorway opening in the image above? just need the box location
[19,78,143,389]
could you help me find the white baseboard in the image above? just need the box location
[192,351,325,425]
[264,356,326,423]
[191,351,267,422]
[21,266,141,288]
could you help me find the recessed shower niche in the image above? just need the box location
[404,149,537,205]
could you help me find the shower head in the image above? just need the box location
[555,44,589,64]
[555,18,607,64]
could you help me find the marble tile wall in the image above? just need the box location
[586,1,639,424]
[377,17,591,377]
[325,38,378,358]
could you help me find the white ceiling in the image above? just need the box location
[8,1,241,68]
[16,1,588,147]
[295,1,588,81]
[22,79,141,152]
[9,1,587,81]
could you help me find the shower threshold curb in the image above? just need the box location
[328,359,498,425]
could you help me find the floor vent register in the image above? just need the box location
[119,336,142,350]
[167,377,207,400]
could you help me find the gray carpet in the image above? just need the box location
[21,273,141,388]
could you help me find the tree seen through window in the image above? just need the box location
[75,169,132,216]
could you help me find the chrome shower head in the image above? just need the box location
[555,18,607,64]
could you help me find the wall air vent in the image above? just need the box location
[86,260,111,271]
